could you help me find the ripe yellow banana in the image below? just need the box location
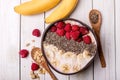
[45,0,78,23]
[14,0,60,15]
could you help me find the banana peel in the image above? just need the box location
[14,0,78,24]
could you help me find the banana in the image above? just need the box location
[14,0,60,15]
[73,65,80,72]
[83,50,92,59]
[51,59,60,67]
[63,52,76,59]
[60,64,70,73]
[45,0,78,23]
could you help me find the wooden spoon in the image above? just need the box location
[31,47,58,80]
[89,9,106,68]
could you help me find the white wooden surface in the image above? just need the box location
[0,0,119,80]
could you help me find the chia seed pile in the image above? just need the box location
[90,12,99,24]
[44,31,97,55]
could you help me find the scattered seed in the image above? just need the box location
[26,43,30,47]
[30,71,36,79]
[38,67,46,74]
[30,71,40,79]
[32,40,35,42]
[34,73,40,78]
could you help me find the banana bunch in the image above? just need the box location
[14,0,78,23]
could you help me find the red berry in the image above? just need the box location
[64,23,72,32]
[65,32,71,40]
[77,38,83,42]
[79,27,89,35]
[56,21,65,29]
[31,63,39,71]
[50,26,57,32]
[72,25,80,31]
[32,29,41,37]
[19,49,29,58]
[71,31,80,40]
[83,35,91,44]
[56,28,66,36]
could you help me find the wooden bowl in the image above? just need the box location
[41,18,98,75]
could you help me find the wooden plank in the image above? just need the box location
[115,0,120,80]
[93,0,116,80]
[44,4,68,80]
[70,0,93,80]
[0,0,20,80]
[20,0,45,80]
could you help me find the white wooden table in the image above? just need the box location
[0,0,120,80]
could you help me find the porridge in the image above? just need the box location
[42,19,97,74]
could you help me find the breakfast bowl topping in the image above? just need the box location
[41,19,97,74]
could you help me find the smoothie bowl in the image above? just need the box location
[41,18,97,75]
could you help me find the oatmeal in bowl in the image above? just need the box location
[41,18,97,75]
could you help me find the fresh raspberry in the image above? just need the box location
[72,25,80,31]
[77,38,83,42]
[64,23,72,32]
[83,35,91,44]
[31,63,39,71]
[56,28,66,36]
[79,27,89,35]
[56,21,65,29]
[65,32,71,40]
[50,26,57,32]
[71,31,80,40]
[19,49,29,58]
[32,29,41,37]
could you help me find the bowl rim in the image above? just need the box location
[41,18,98,75]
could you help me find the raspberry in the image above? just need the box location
[77,38,83,42]
[19,49,29,58]
[56,28,66,36]
[64,23,72,32]
[65,32,71,40]
[72,25,80,31]
[31,63,39,71]
[83,35,91,44]
[79,27,89,35]
[32,29,41,37]
[71,31,80,40]
[56,21,65,29]
[50,26,57,32]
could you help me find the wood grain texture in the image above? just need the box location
[115,0,120,80]
[93,0,116,80]
[70,0,93,80]
[20,15,45,80]
[0,0,119,80]
[0,0,20,80]
[20,1,45,80]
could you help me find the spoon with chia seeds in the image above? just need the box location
[89,9,106,68]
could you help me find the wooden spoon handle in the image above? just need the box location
[47,67,58,80]
[95,31,106,68]
[41,62,58,80]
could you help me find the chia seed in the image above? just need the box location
[90,12,99,24]
[44,31,97,55]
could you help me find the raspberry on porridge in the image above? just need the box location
[42,19,97,74]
